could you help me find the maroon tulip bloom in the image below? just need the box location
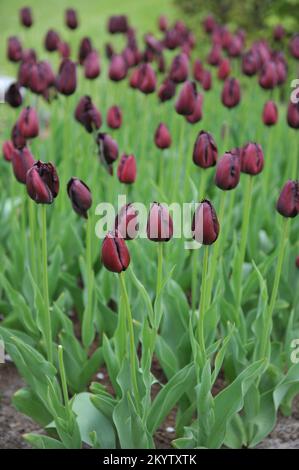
[65,8,78,30]
[107,106,122,129]
[169,54,189,83]
[273,25,285,41]
[289,34,299,60]
[259,62,277,89]
[221,78,241,108]
[201,69,212,91]
[2,140,14,162]
[18,107,39,139]
[44,30,60,52]
[11,122,26,149]
[241,143,264,175]
[7,37,22,62]
[175,81,196,115]
[26,160,59,204]
[97,133,119,168]
[117,154,137,184]
[296,256,299,269]
[276,180,299,218]
[56,59,77,95]
[193,131,217,168]
[158,15,168,32]
[5,83,22,108]
[242,50,259,76]
[22,48,36,63]
[18,60,33,88]
[193,59,204,82]
[78,37,92,64]
[108,15,129,34]
[203,15,216,34]
[58,41,71,59]
[75,96,102,133]
[287,102,299,129]
[215,152,241,190]
[192,199,219,245]
[122,47,135,68]
[102,232,130,273]
[263,101,278,126]
[186,93,203,124]
[137,63,156,94]
[20,7,32,27]
[115,203,139,240]
[218,59,231,80]
[158,78,176,102]
[12,147,35,184]
[147,202,173,242]
[154,123,171,149]
[164,29,180,50]
[109,55,127,81]
[67,177,92,219]
[207,45,222,66]
[84,51,101,79]
[29,61,55,95]
[227,36,243,57]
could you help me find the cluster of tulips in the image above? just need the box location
[0,3,299,450]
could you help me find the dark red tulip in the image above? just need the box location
[201,69,212,90]
[221,77,241,108]
[56,59,77,95]
[74,96,102,133]
[97,133,119,167]
[26,160,59,204]
[137,63,156,94]
[58,41,71,59]
[18,59,34,87]
[22,48,36,63]
[164,29,180,50]
[242,50,259,76]
[192,199,219,245]
[129,68,140,89]
[107,106,122,129]
[259,62,277,89]
[109,54,127,81]
[276,180,299,218]
[5,83,22,108]
[2,140,14,162]
[78,37,92,64]
[7,37,22,62]
[154,123,171,149]
[115,203,139,240]
[147,202,173,242]
[101,232,130,273]
[44,29,60,52]
[273,25,285,41]
[117,154,137,184]
[263,101,278,126]
[175,80,196,115]
[241,143,264,175]
[215,152,241,190]
[186,93,203,124]
[108,15,129,34]
[84,51,100,79]
[296,256,299,269]
[18,107,39,139]
[29,61,55,94]
[122,47,135,68]
[65,8,78,30]
[287,102,299,129]
[67,177,92,219]
[145,34,163,55]
[158,15,168,32]
[169,54,189,83]
[193,131,217,168]
[11,122,26,149]
[289,34,299,60]
[20,7,32,27]
[227,36,243,57]
[12,147,35,184]
[193,59,204,82]
[203,15,216,34]
[158,78,176,102]
[218,58,231,80]
[207,45,222,66]
[275,59,287,86]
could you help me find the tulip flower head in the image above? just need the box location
[45,30,60,52]
[158,78,176,102]
[215,152,241,190]
[101,232,130,273]
[20,7,32,27]
[75,96,102,133]
[137,63,156,94]
[193,131,217,168]
[65,8,78,30]
[18,106,39,139]
[263,101,278,126]
[117,154,137,184]
[2,140,14,162]
[56,59,77,95]
[276,180,299,218]
[221,77,241,108]
[107,106,122,129]
[109,54,127,81]
[12,147,35,184]
[67,177,92,219]
[175,80,197,115]
[147,202,173,242]
[26,161,59,204]
[97,133,119,172]
[11,122,26,149]
[287,102,299,129]
[186,93,203,124]
[79,37,93,64]
[192,199,220,245]
[241,143,264,175]
[7,36,22,62]
[154,123,171,149]
[4,83,22,108]
[115,203,139,240]
[84,51,101,79]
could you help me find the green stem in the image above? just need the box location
[155,243,164,329]
[172,121,185,201]
[159,151,164,190]
[199,169,208,200]
[82,213,94,348]
[58,345,71,419]
[41,205,52,363]
[191,249,198,317]
[197,246,209,366]
[28,199,37,280]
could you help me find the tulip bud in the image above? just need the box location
[193,59,204,82]
[242,50,259,76]
[259,62,277,89]
[67,178,92,219]
[158,78,176,102]
[75,96,102,133]
[107,106,122,129]
[147,202,173,242]
[158,15,168,32]
[207,45,222,66]
[102,231,130,273]
[273,25,285,41]
[18,106,39,138]
[201,69,212,91]
[97,133,119,168]
[26,160,59,204]
[227,36,243,57]
[186,93,203,124]
[2,140,14,162]
[221,77,241,108]
[105,43,114,60]
[58,41,71,59]
[215,152,241,190]
[169,54,189,83]
[137,63,156,94]
[115,203,139,240]
[108,15,129,34]
[4,83,22,108]
[12,147,35,184]
[20,7,32,27]
[276,180,299,218]
[296,256,299,269]
[192,199,219,245]
[175,80,196,115]
[56,59,77,95]
[7,36,22,62]
[65,8,78,30]
[117,154,137,184]
[18,58,35,87]
[154,123,171,149]
[11,122,26,149]
[287,102,299,129]
[84,51,101,79]
[289,34,299,60]
[44,29,60,52]
[241,143,264,175]
[29,61,55,95]
[218,58,231,80]
[78,37,92,64]
[193,131,217,168]
[203,15,216,34]
[263,100,278,126]
[109,54,127,81]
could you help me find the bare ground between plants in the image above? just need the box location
[1,363,299,449]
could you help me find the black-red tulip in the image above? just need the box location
[97,133,119,168]
[242,50,259,76]
[2,140,14,162]
[193,131,217,168]
[259,62,277,90]
[137,63,156,94]
[203,15,216,34]
[5,83,22,108]
[101,232,130,273]
[276,180,299,218]
[175,80,196,115]
[215,152,241,190]
[78,37,92,64]
[241,143,264,175]
[84,51,101,79]
[18,106,39,138]
[20,7,32,27]
[12,147,35,184]
[58,41,71,59]
[147,202,173,242]
[221,77,241,108]
[192,199,220,245]
[11,122,26,149]
[65,8,78,30]
[273,25,285,41]
[218,59,231,80]
[169,54,189,83]
[29,61,55,94]
[44,29,60,52]
[207,45,222,66]
[263,101,278,126]
[107,106,122,129]
[109,55,127,81]
[158,78,176,102]
[154,123,171,149]
[201,69,212,91]
[108,15,129,34]
[56,59,77,95]
[287,102,299,129]
[115,203,139,240]
[158,15,168,32]
[117,154,137,184]
[186,93,203,124]
[26,160,59,204]
[75,96,102,133]
[67,177,92,219]
[193,59,204,82]
[7,37,22,62]
[289,34,299,60]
